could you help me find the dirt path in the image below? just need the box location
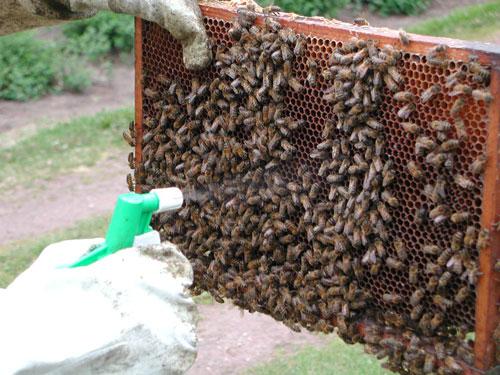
[336,0,490,29]
[0,155,129,244]
[0,65,134,134]
[190,303,327,375]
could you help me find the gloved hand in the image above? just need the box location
[0,238,198,375]
[4,0,211,70]
[65,0,212,70]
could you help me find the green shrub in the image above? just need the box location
[258,0,349,17]
[365,0,430,16]
[258,0,430,16]
[58,55,92,93]
[0,32,58,101]
[62,11,134,60]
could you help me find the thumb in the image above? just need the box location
[158,0,212,70]
[32,238,104,270]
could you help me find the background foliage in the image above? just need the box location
[258,0,430,17]
[0,12,133,101]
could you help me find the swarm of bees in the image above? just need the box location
[128,6,498,374]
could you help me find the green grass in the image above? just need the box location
[193,292,215,305]
[0,214,110,288]
[408,1,500,41]
[245,337,391,375]
[0,107,133,189]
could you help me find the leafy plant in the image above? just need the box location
[366,0,430,16]
[0,32,58,101]
[258,0,349,17]
[62,11,134,60]
[58,55,92,93]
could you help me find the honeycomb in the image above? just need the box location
[137,8,499,370]
[140,15,491,325]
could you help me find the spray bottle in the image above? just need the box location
[67,188,183,268]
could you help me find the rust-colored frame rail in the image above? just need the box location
[134,3,500,372]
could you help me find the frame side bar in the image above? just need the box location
[474,64,500,370]
[134,17,144,194]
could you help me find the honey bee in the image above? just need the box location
[122,130,135,146]
[353,17,369,26]
[469,57,490,83]
[407,161,423,180]
[422,244,440,255]
[450,211,470,225]
[294,36,306,56]
[454,174,475,189]
[425,276,439,293]
[410,288,425,306]
[440,139,460,152]
[430,312,444,330]
[397,103,416,120]
[414,207,428,225]
[411,305,424,321]
[477,228,490,250]
[386,257,404,271]
[398,29,410,45]
[382,293,403,305]
[454,286,470,303]
[288,77,304,93]
[433,294,453,311]
[429,120,451,133]
[438,271,452,288]
[415,136,436,156]
[420,84,441,103]
[448,85,473,100]
[451,231,463,252]
[401,121,420,134]
[470,154,487,175]
[450,97,465,117]
[394,91,415,102]
[464,225,477,247]
[419,312,433,334]
[429,204,449,224]
[382,190,399,208]
[306,59,318,87]
[423,353,435,373]
[128,152,135,169]
[393,237,407,260]
[447,254,464,275]
[126,173,135,192]
[437,248,453,267]
[444,356,463,373]
[453,118,468,141]
[377,202,392,222]
[262,5,281,14]
[409,264,419,284]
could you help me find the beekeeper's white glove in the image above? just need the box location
[0,238,198,375]
[3,0,211,70]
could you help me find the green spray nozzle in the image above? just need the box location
[67,188,183,268]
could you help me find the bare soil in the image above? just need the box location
[190,303,327,374]
[0,155,129,244]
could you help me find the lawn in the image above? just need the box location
[0,214,110,288]
[0,107,133,190]
[245,337,391,375]
[408,1,500,41]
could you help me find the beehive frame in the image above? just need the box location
[134,3,500,372]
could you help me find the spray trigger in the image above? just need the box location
[66,188,183,268]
